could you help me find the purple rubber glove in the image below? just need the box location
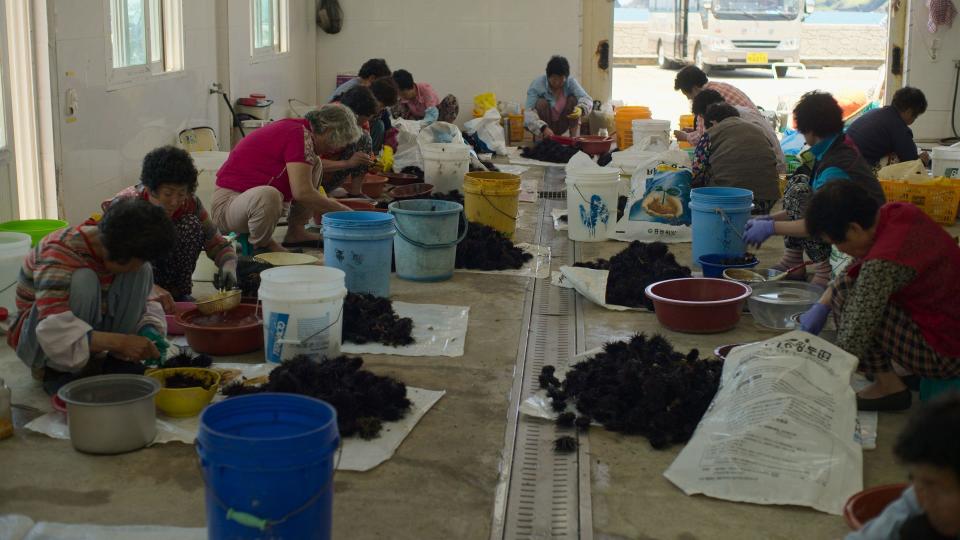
[799,304,831,335]
[743,218,775,246]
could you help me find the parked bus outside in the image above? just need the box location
[647,0,815,77]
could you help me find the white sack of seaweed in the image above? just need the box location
[664,331,863,515]
[609,149,693,244]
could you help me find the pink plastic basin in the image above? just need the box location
[644,278,752,334]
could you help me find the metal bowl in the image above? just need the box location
[58,374,160,454]
[748,281,824,330]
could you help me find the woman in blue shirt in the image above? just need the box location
[743,91,884,287]
[524,56,593,139]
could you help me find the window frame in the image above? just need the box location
[250,0,290,62]
[104,0,184,90]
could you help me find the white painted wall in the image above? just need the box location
[903,0,960,141]
[225,0,317,122]
[50,0,318,225]
[314,0,583,124]
[52,0,220,225]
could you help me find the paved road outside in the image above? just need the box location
[613,65,884,130]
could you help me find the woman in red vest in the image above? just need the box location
[798,181,960,411]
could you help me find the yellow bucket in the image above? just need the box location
[463,172,522,238]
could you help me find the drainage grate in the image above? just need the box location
[490,185,591,540]
[538,190,567,200]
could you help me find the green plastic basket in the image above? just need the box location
[0,219,69,246]
[785,154,802,174]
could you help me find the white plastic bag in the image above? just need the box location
[393,121,467,173]
[609,149,693,243]
[664,331,863,515]
[463,108,508,156]
[878,159,928,181]
[392,128,423,172]
[416,121,465,147]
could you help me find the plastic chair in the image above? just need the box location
[178,127,219,152]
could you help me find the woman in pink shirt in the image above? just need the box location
[393,69,459,124]
[212,104,364,252]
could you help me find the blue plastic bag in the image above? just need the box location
[780,129,806,156]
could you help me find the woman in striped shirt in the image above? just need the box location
[8,199,176,394]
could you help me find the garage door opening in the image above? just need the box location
[611,0,891,131]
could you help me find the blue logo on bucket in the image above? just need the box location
[579,195,610,238]
[266,312,290,363]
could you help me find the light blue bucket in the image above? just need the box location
[689,187,754,269]
[389,199,467,282]
[322,211,396,297]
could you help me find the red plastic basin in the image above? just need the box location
[844,483,909,530]
[389,183,434,200]
[361,174,389,198]
[382,172,422,186]
[165,301,196,336]
[644,278,752,334]
[176,304,263,356]
[576,135,615,155]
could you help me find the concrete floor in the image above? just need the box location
[0,163,946,539]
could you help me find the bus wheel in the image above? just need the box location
[775,66,789,78]
[694,44,713,75]
[657,41,671,69]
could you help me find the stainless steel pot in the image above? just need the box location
[748,281,824,330]
[58,374,160,454]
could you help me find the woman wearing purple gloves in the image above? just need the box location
[795,182,960,411]
[742,92,884,287]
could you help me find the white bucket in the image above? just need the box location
[631,119,671,151]
[259,266,347,364]
[422,143,470,194]
[0,232,30,316]
[932,142,960,179]
[565,167,621,242]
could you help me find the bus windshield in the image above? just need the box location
[713,0,800,20]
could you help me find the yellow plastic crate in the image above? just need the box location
[879,178,960,225]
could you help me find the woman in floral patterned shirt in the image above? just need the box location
[102,146,237,308]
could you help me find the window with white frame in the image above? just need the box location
[107,0,183,85]
[251,0,289,57]
[0,62,6,150]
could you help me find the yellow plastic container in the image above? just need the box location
[147,367,221,418]
[508,113,525,143]
[879,177,960,224]
[614,106,652,149]
[463,172,522,238]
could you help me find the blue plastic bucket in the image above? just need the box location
[689,187,754,269]
[389,199,467,282]
[322,211,395,297]
[197,393,340,540]
[698,253,760,278]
